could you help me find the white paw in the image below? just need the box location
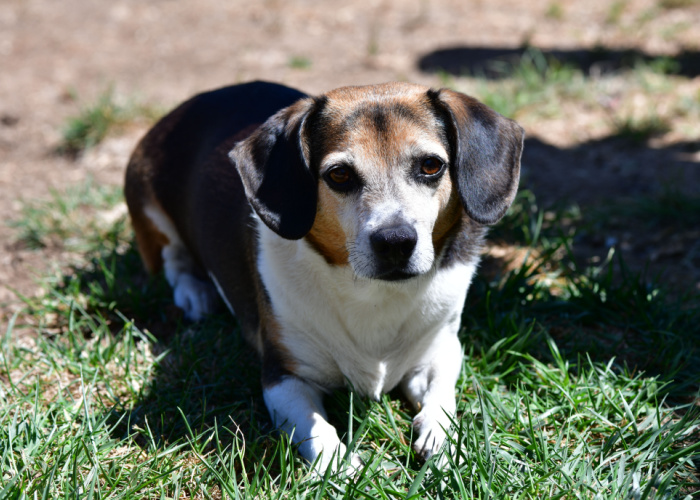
[297,427,362,476]
[313,443,363,476]
[173,274,218,321]
[412,408,452,460]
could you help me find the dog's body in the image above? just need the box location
[125,81,523,471]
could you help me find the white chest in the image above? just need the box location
[256,222,475,399]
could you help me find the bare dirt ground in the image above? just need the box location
[1,0,699,322]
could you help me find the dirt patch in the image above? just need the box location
[1,0,699,320]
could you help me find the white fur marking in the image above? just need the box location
[143,205,181,246]
[403,333,463,458]
[143,204,218,321]
[264,377,362,473]
[172,274,218,321]
[256,213,475,460]
[330,140,450,280]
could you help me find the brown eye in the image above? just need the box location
[420,157,444,176]
[324,164,361,193]
[328,166,350,184]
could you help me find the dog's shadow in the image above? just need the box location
[108,310,270,453]
[50,244,274,455]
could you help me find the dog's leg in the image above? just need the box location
[264,377,361,473]
[161,244,219,321]
[143,205,219,321]
[401,331,462,460]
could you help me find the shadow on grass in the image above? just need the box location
[467,249,700,400]
[45,244,275,458]
[519,135,700,299]
[418,45,700,79]
[29,239,384,479]
[521,137,700,207]
[471,134,700,399]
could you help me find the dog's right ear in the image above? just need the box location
[229,98,318,240]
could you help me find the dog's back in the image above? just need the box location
[125,81,306,338]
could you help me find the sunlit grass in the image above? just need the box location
[445,49,700,144]
[8,178,127,252]
[59,88,164,156]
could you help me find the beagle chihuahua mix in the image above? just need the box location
[125,81,523,472]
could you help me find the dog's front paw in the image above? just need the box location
[296,425,362,475]
[412,408,451,460]
[173,274,218,321]
[299,425,362,475]
[313,442,363,476]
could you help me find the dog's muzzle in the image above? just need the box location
[370,224,418,281]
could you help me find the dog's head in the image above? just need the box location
[229,83,524,281]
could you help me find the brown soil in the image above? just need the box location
[1,0,699,322]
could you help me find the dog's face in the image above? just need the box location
[305,86,459,280]
[230,83,524,281]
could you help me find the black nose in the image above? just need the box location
[370,225,418,265]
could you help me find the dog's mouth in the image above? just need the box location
[373,268,420,282]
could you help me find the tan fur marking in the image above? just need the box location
[349,119,422,173]
[124,143,171,275]
[128,198,170,274]
[306,186,349,266]
[432,175,462,255]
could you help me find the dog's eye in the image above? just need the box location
[324,165,359,193]
[420,157,445,177]
[328,166,350,185]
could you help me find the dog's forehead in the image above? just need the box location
[312,83,445,161]
[322,82,431,104]
[321,83,435,127]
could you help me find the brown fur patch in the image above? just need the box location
[124,143,171,275]
[128,199,170,274]
[305,186,349,266]
[312,83,442,164]
[432,176,462,257]
[259,306,299,387]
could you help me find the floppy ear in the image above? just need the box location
[429,89,524,225]
[229,98,318,240]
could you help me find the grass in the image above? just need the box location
[2,181,699,498]
[609,114,672,143]
[450,49,700,145]
[8,178,128,251]
[469,49,588,120]
[612,188,700,228]
[545,3,564,21]
[606,1,628,25]
[288,56,312,70]
[59,88,163,156]
[658,0,700,9]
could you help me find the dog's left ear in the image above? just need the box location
[429,89,524,225]
[229,98,319,240]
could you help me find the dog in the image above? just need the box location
[125,81,523,472]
